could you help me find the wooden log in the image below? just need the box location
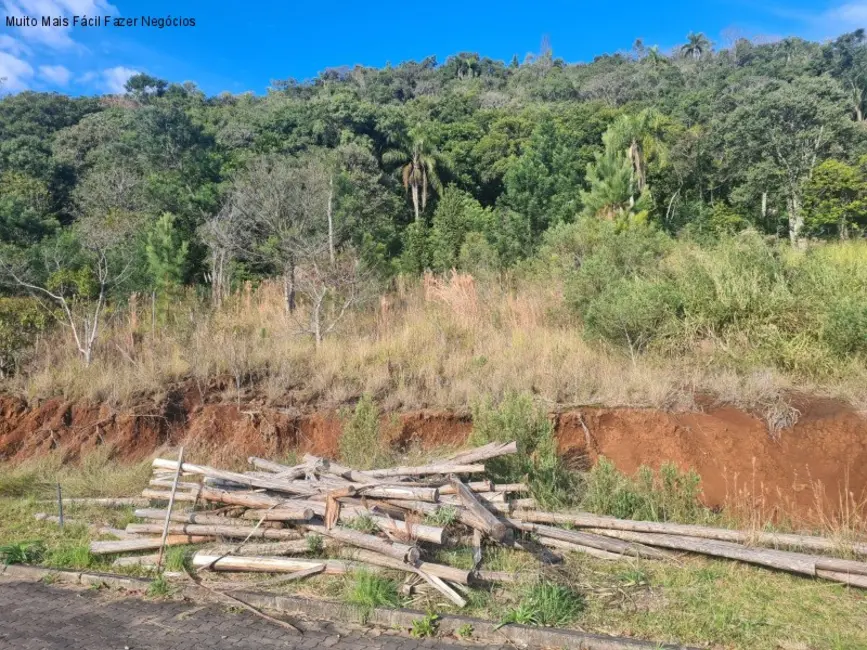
[247,457,307,479]
[587,529,817,575]
[142,489,199,502]
[191,553,353,575]
[473,570,519,583]
[366,516,444,545]
[440,494,511,514]
[157,446,185,572]
[112,554,159,567]
[492,483,529,493]
[126,523,302,540]
[201,539,328,556]
[43,497,150,507]
[304,523,420,564]
[515,510,867,557]
[90,535,213,555]
[513,498,537,510]
[303,454,376,484]
[445,441,519,465]
[436,480,494,495]
[814,557,867,577]
[815,569,867,589]
[148,478,201,490]
[152,458,316,496]
[360,464,485,479]
[416,568,466,608]
[134,508,289,529]
[336,548,470,585]
[449,477,510,543]
[243,504,325,520]
[538,537,626,560]
[196,486,285,509]
[513,521,673,561]
[357,486,439,502]
[385,499,489,531]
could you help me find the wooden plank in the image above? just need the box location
[449,477,510,543]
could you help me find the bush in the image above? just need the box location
[470,392,579,508]
[822,298,867,356]
[581,457,706,523]
[339,394,392,470]
[582,278,679,353]
[0,296,51,377]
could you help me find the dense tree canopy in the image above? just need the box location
[1,32,867,304]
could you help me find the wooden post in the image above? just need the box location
[56,483,64,531]
[156,446,184,572]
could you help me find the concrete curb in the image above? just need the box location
[1,563,695,649]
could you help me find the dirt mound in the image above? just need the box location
[1,394,865,520]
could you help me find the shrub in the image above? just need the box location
[0,296,51,377]
[410,611,440,638]
[470,392,579,508]
[0,540,45,565]
[582,278,679,353]
[822,299,867,356]
[339,394,391,470]
[581,457,706,523]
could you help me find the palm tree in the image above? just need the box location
[603,109,668,195]
[382,136,449,221]
[646,46,665,67]
[681,32,711,60]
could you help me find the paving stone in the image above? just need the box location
[0,581,504,650]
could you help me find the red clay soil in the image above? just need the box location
[1,393,865,520]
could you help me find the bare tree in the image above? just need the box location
[227,155,329,313]
[294,247,371,347]
[0,211,139,366]
[199,203,244,308]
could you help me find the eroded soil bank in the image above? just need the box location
[1,393,865,521]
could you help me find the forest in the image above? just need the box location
[1,31,867,407]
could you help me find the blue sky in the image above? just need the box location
[0,0,865,96]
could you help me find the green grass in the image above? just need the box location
[44,544,94,570]
[410,612,440,638]
[423,506,459,527]
[163,546,192,573]
[344,514,379,535]
[344,570,402,612]
[501,581,584,627]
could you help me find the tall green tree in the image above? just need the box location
[382,135,450,221]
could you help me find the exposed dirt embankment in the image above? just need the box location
[1,393,865,519]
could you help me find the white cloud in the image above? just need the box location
[0,34,31,57]
[824,2,867,28]
[100,65,138,93]
[1,0,118,50]
[0,51,34,92]
[38,63,70,85]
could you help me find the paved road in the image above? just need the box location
[0,581,504,650]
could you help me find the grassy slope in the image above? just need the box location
[2,447,867,649]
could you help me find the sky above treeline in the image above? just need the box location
[0,0,864,96]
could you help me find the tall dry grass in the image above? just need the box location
[6,268,865,416]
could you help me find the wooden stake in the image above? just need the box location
[156,446,184,573]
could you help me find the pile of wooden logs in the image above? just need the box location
[84,440,867,603]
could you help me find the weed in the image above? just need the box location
[344,514,379,535]
[339,394,392,470]
[581,457,707,523]
[345,570,401,614]
[469,392,580,508]
[306,534,324,555]
[147,576,172,598]
[456,623,474,638]
[410,611,440,638]
[163,546,191,573]
[424,506,458,527]
[0,540,45,565]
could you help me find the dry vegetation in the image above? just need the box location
[8,258,865,418]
